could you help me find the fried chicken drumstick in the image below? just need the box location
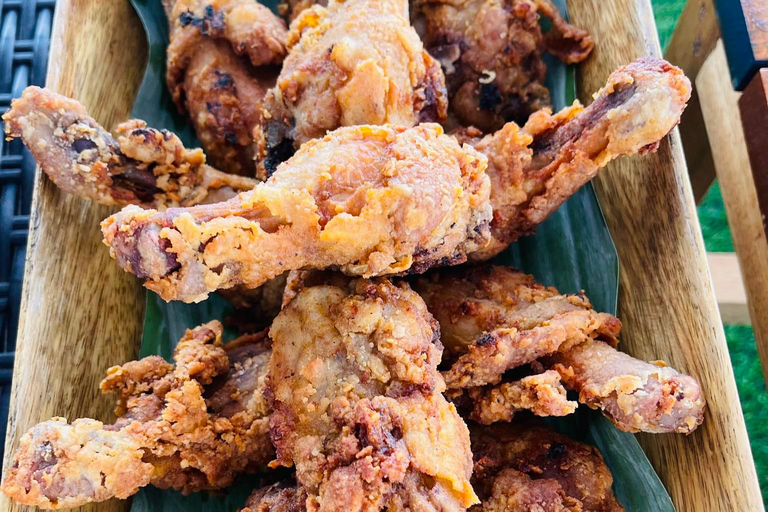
[2,87,258,208]
[165,0,288,176]
[102,123,492,303]
[102,58,688,303]
[268,276,478,511]
[413,265,705,434]
[417,0,593,132]
[1,322,273,509]
[256,0,448,177]
[470,421,624,512]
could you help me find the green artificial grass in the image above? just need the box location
[650,0,768,503]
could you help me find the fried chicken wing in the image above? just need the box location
[417,0,593,132]
[241,481,307,512]
[470,422,624,512]
[548,339,705,434]
[1,322,274,509]
[165,0,287,176]
[463,58,692,258]
[256,0,448,177]
[102,124,492,303]
[2,87,258,208]
[467,370,577,425]
[414,265,706,433]
[414,265,621,388]
[268,277,478,511]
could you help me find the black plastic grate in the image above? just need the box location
[0,0,55,461]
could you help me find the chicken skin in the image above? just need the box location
[268,277,478,511]
[101,58,688,302]
[462,57,692,258]
[256,0,448,177]
[102,123,492,303]
[1,322,274,509]
[470,422,624,512]
[165,0,288,176]
[2,87,258,208]
[417,0,593,133]
[413,265,706,434]
[241,481,308,512]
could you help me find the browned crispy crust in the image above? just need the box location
[414,265,621,389]
[241,481,308,512]
[468,370,577,424]
[102,124,492,303]
[268,277,478,511]
[418,0,593,132]
[414,264,706,433]
[548,339,705,434]
[165,0,287,176]
[1,322,274,509]
[470,422,624,512]
[466,57,692,258]
[2,87,258,208]
[256,0,448,177]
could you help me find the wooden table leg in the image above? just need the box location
[664,0,720,202]
[697,41,768,384]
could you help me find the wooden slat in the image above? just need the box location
[698,41,768,384]
[0,1,148,512]
[738,68,768,236]
[707,252,750,325]
[664,0,720,202]
[567,2,763,510]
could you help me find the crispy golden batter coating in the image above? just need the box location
[2,87,258,208]
[548,339,705,434]
[462,58,692,258]
[242,481,308,512]
[102,124,492,303]
[414,265,621,389]
[414,265,706,433]
[268,277,478,511]
[1,322,274,509]
[468,370,577,424]
[256,0,447,177]
[417,0,592,132]
[470,422,624,512]
[165,0,287,176]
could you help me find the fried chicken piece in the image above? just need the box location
[470,422,623,512]
[467,370,577,425]
[547,339,705,434]
[2,87,258,208]
[461,58,692,258]
[414,265,706,434]
[102,123,492,303]
[417,0,593,132]
[1,322,274,509]
[241,481,307,512]
[268,277,478,511]
[166,0,287,176]
[256,0,448,177]
[278,0,326,20]
[413,265,621,389]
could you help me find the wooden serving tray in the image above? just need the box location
[0,1,762,511]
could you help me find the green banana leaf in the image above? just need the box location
[129,0,676,510]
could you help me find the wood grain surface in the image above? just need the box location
[567,2,764,511]
[0,1,148,512]
[664,0,720,202]
[739,69,768,235]
[699,42,768,385]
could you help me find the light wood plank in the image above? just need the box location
[0,1,148,511]
[707,252,749,325]
[567,2,763,510]
[664,0,720,202]
[698,41,768,383]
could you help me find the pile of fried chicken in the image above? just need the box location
[1,0,705,509]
